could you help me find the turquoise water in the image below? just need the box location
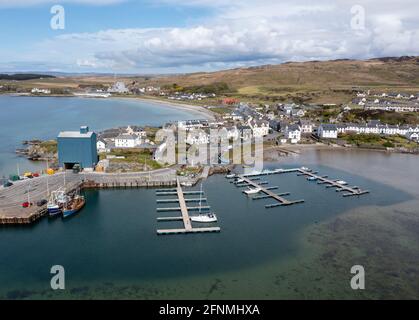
[1,96,418,299]
[0,96,204,176]
[0,159,412,299]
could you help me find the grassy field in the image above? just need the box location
[103,148,162,171]
[340,133,418,150]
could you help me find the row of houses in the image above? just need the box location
[318,121,419,141]
[364,102,419,113]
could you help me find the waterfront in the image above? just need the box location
[1,96,419,299]
[0,95,207,177]
[0,148,418,299]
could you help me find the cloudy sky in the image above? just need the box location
[0,0,418,73]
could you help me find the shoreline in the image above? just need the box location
[1,93,216,121]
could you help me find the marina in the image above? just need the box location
[156,179,221,235]
[229,166,369,209]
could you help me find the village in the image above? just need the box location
[6,80,419,178]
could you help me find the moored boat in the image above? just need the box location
[47,189,66,217]
[62,195,86,218]
[335,180,348,185]
[244,187,262,195]
[190,212,217,223]
[189,183,218,223]
[181,181,193,187]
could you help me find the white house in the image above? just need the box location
[115,134,140,148]
[126,125,147,138]
[108,82,129,94]
[285,124,301,144]
[96,140,109,153]
[31,88,51,94]
[299,120,314,134]
[318,124,338,139]
[249,120,270,138]
[185,131,209,145]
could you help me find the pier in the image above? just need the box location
[296,169,370,197]
[235,175,304,208]
[156,179,220,235]
[229,166,369,209]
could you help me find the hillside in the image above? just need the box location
[0,73,55,81]
[136,56,419,104]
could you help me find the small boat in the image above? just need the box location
[62,195,86,218]
[307,176,317,181]
[190,212,218,223]
[190,183,217,223]
[235,178,245,184]
[301,167,311,172]
[244,187,262,195]
[181,182,193,187]
[335,180,348,185]
[225,174,236,179]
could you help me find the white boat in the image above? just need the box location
[335,180,348,185]
[235,178,244,184]
[181,182,193,187]
[301,167,311,171]
[244,187,262,195]
[190,213,218,223]
[189,183,217,223]
[225,174,236,179]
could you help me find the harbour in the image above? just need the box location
[0,149,416,299]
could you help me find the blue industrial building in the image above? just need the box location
[57,126,98,170]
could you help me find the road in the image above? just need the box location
[0,168,176,209]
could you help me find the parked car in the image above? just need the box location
[22,202,33,208]
[3,181,13,188]
[36,199,48,207]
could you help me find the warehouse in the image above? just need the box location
[57,126,98,170]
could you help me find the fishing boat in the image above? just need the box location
[47,189,66,217]
[244,187,262,195]
[189,184,217,223]
[62,194,86,218]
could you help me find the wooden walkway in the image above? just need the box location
[156,179,220,235]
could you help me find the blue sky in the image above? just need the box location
[0,0,418,74]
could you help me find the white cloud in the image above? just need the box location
[0,0,126,8]
[5,0,419,72]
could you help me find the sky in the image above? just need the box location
[0,0,418,74]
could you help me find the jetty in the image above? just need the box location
[296,168,370,197]
[229,166,369,209]
[235,175,304,208]
[156,179,220,235]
